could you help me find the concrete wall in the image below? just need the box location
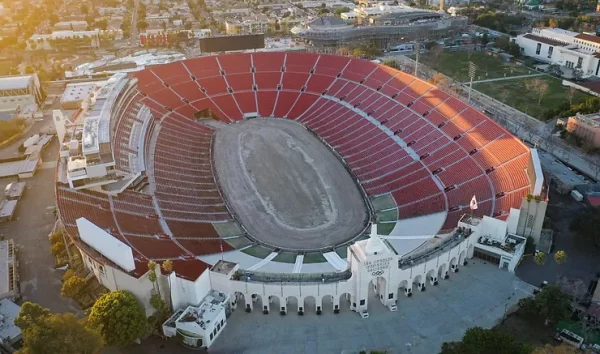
[517,198,548,245]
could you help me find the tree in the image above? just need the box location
[162,260,173,274]
[15,302,103,354]
[534,251,546,265]
[554,250,567,264]
[519,285,571,325]
[429,44,444,69]
[137,20,149,31]
[334,6,351,16]
[61,274,87,299]
[15,302,50,331]
[440,327,531,354]
[573,68,583,81]
[428,73,449,88]
[526,78,549,105]
[481,32,490,46]
[21,313,103,354]
[568,86,576,105]
[570,208,600,247]
[81,4,89,15]
[546,64,563,77]
[88,291,147,346]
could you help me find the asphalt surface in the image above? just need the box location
[0,117,79,314]
[213,119,368,251]
[516,188,600,287]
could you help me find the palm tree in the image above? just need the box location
[554,251,567,265]
[534,251,546,266]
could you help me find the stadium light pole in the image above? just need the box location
[414,40,420,77]
[468,61,477,104]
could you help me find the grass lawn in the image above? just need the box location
[241,245,273,258]
[370,194,397,212]
[224,236,254,249]
[302,252,327,263]
[377,222,395,236]
[418,51,531,82]
[473,76,589,120]
[272,252,297,263]
[376,208,398,222]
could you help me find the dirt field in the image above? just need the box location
[213,119,368,251]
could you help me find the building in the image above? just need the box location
[60,82,103,110]
[53,21,88,31]
[27,30,101,51]
[0,240,18,301]
[4,182,25,201]
[66,50,186,78]
[513,28,600,78]
[0,298,22,350]
[225,15,270,35]
[566,112,600,149]
[53,53,546,350]
[292,13,466,49]
[162,290,230,348]
[0,74,43,114]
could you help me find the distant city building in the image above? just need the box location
[66,50,186,78]
[225,15,270,35]
[53,20,88,31]
[27,30,101,51]
[0,74,43,114]
[566,112,600,149]
[514,27,600,78]
[292,12,466,49]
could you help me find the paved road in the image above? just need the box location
[0,119,79,314]
[516,189,600,287]
[130,0,141,44]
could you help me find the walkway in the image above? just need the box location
[209,260,534,354]
[247,252,278,271]
[464,73,544,84]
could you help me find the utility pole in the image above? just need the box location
[468,61,477,104]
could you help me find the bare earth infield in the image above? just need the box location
[213,118,369,251]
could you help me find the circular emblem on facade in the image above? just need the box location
[372,270,384,276]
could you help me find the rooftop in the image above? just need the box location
[523,33,566,47]
[0,75,34,91]
[575,33,600,44]
[61,82,103,104]
[0,299,21,344]
[537,150,586,187]
[4,182,25,199]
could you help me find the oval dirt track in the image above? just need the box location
[213,118,369,251]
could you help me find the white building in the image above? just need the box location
[514,28,600,78]
[55,74,142,191]
[0,74,43,114]
[71,192,545,349]
[27,30,101,51]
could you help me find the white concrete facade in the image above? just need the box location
[514,28,600,78]
[75,207,534,349]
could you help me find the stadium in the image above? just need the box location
[54,52,546,348]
